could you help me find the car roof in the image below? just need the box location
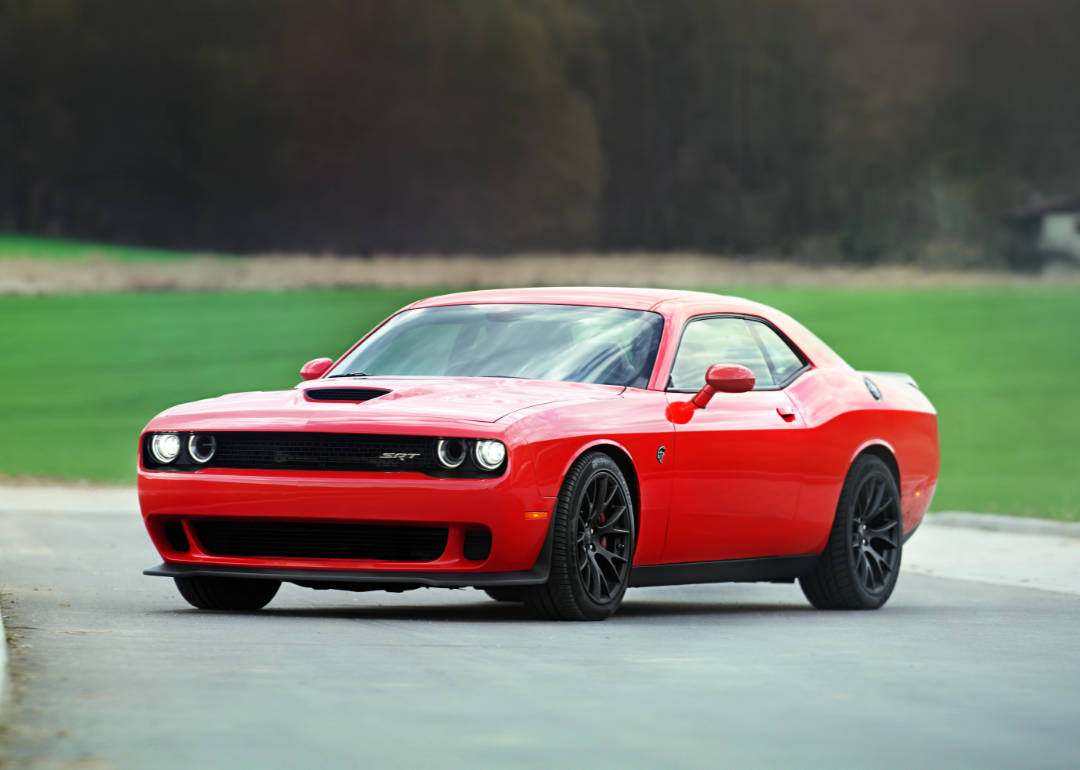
[406,287,850,371]
[409,287,741,312]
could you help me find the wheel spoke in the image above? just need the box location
[593,477,608,520]
[866,479,885,522]
[866,496,894,525]
[590,555,609,598]
[595,543,628,567]
[602,482,619,509]
[596,506,627,535]
[857,551,870,585]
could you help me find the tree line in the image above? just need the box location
[1,0,1078,263]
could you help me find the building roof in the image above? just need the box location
[1006,195,1080,223]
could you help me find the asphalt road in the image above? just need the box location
[2,509,1079,770]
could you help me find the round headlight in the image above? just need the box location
[473,440,507,471]
[150,433,182,464]
[188,434,217,463]
[435,438,466,469]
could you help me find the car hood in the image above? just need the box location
[147,377,625,432]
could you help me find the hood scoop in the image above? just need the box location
[303,388,391,403]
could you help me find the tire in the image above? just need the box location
[175,576,281,611]
[800,454,903,610]
[522,451,635,621]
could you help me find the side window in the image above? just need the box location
[669,318,774,389]
[746,321,805,385]
[669,317,806,390]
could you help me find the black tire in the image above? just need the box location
[483,587,525,602]
[522,451,635,621]
[800,454,903,610]
[175,576,281,611]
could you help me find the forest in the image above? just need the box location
[1,0,1078,263]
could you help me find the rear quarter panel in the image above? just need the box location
[783,369,939,555]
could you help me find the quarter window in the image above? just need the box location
[669,317,805,390]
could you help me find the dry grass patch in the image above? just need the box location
[2,253,1077,294]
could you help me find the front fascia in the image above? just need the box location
[138,419,552,575]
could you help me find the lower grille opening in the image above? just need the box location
[192,520,449,562]
[164,522,190,552]
[463,530,492,561]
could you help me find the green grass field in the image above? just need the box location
[1,288,1077,520]
[0,233,202,261]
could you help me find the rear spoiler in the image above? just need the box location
[862,371,920,390]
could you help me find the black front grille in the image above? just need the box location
[211,432,434,472]
[304,388,390,402]
[192,520,449,562]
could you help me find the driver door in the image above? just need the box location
[661,315,808,563]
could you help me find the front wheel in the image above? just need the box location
[175,576,281,611]
[523,451,635,621]
[800,454,903,610]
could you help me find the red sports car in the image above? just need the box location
[140,288,939,620]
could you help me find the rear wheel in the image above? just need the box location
[523,451,635,621]
[175,576,281,611]
[483,587,525,602]
[800,454,903,610]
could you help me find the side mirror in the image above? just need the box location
[300,358,334,381]
[691,363,755,408]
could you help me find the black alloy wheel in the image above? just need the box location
[523,451,635,620]
[851,472,902,593]
[574,470,633,602]
[800,454,903,610]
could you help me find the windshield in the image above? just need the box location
[332,304,665,388]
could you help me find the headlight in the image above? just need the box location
[150,433,182,464]
[435,438,466,469]
[473,440,506,471]
[188,434,216,463]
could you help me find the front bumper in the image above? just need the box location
[139,463,553,578]
[145,515,554,588]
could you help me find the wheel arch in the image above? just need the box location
[564,440,642,552]
[852,440,901,499]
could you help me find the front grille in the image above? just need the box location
[304,388,390,402]
[192,520,449,562]
[211,432,434,472]
[142,431,506,478]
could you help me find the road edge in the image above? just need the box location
[927,511,1080,539]
[0,593,8,718]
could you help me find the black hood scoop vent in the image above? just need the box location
[304,388,391,403]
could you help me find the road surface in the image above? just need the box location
[1,502,1078,769]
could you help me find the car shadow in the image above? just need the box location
[151,596,818,623]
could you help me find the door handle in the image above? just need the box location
[776,406,796,423]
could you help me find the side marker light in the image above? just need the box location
[525,511,549,520]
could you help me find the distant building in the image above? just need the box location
[1005,195,1080,272]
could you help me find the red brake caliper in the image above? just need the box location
[598,511,607,551]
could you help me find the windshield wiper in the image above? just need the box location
[328,372,373,378]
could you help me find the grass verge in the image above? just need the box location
[0,287,1076,519]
